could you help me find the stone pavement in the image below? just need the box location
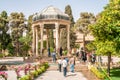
[35,71,87,80]
[5,70,24,80]
[35,62,88,80]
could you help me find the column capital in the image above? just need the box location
[55,23,59,29]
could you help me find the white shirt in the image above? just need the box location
[57,59,62,64]
[62,59,67,67]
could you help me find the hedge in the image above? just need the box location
[20,62,49,80]
[90,65,105,79]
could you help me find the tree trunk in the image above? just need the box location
[16,41,19,56]
[83,33,85,51]
[107,53,111,76]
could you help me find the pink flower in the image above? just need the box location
[0,71,8,79]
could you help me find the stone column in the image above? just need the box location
[32,25,36,56]
[35,27,38,56]
[55,23,59,53]
[46,29,49,49]
[58,28,60,48]
[67,25,70,52]
[40,23,44,55]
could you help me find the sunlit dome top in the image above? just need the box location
[33,6,69,21]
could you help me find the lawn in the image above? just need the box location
[104,68,120,80]
[110,68,120,80]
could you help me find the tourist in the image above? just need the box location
[62,57,68,77]
[48,47,51,57]
[91,51,96,64]
[57,57,62,72]
[52,51,56,63]
[80,47,87,63]
[59,47,63,56]
[69,56,75,73]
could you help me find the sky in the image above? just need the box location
[0,0,109,21]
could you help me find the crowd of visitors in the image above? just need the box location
[47,46,96,77]
[77,47,96,64]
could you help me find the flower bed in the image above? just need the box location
[0,71,8,80]
[19,62,49,80]
[89,65,105,79]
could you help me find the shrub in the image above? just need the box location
[42,62,49,69]
[63,50,67,55]
[90,66,105,79]
[0,53,3,58]
[37,69,42,74]
[31,71,38,78]
[20,75,30,80]
[50,47,54,53]
[20,62,49,80]
[40,66,45,72]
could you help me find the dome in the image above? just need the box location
[33,6,69,21]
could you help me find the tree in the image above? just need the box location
[27,15,33,35]
[65,5,75,28]
[0,11,11,57]
[19,34,31,58]
[9,12,26,56]
[75,12,95,51]
[89,0,120,76]
[60,5,76,50]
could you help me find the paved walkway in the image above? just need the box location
[35,71,87,80]
[5,70,24,80]
[35,62,88,80]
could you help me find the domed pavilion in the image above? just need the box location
[32,6,70,56]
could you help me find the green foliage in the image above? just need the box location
[75,12,95,50]
[27,15,33,34]
[20,75,30,80]
[20,62,49,80]
[65,5,75,27]
[40,66,45,72]
[19,35,31,56]
[38,40,47,50]
[75,12,95,34]
[37,69,42,74]
[74,44,80,49]
[43,62,49,69]
[109,68,120,80]
[0,53,3,58]
[19,35,31,51]
[86,42,96,52]
[70,30,77,48]
[7,43,15,55]
[31,71,39,77]
[90,66,105,79]
[0,11,11,53]
[38,42,41,50]
[96,41,116,55]
[89,0,120,76]
[43,40,47,49]
[50,47,54,53]
[63,50,68,55]
[64,5,76,49]
[9,12,26,56]
[89,0,120,55]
